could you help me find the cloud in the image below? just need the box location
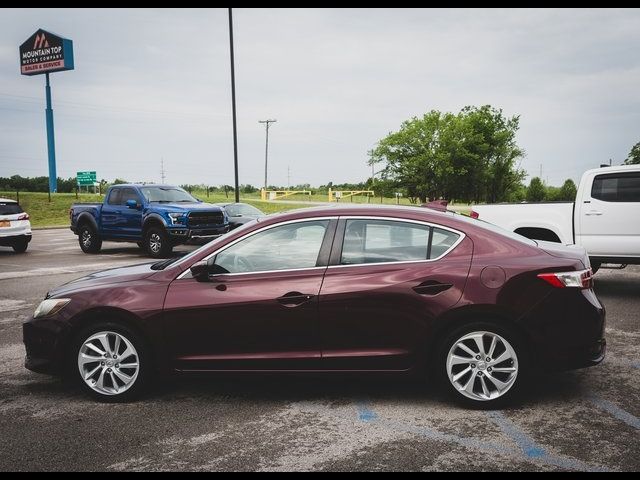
[0,8,639,187]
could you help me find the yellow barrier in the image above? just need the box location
[328,188,375,202]
[261,189,312,201]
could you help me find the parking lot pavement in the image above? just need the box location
[0,229,638,471]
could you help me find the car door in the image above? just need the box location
[163,218,337,371]
[318,217,473,371]
[577,171,640,257]
[118,187,144,238]
[100,188,123,237]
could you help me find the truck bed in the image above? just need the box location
[472,202,574,244]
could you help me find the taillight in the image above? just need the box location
[538,269,593,289]
[17,213,29,221]
[470,210,479,219]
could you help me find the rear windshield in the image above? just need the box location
[452,213,537,246]
[0,203,23,215]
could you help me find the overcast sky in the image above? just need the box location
[1,8,639,188]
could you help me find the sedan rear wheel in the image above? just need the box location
[439,324,524,407]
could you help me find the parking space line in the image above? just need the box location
[588,396,640,430]
[344,403,611,471]
[356,401,378,422]
[486,411,545,458]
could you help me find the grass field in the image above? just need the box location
[1,191,471,227]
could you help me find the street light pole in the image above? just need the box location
[259,119,277,192]
[228,8,240,203]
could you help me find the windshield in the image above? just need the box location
[0,203,23,215]
[140,186,197,203]
[224,203,263,217]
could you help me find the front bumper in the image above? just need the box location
[167,225,229,244]
[23,315,70,375]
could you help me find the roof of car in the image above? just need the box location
[260,204,465,227]
[109,184,181,189]
[0,198,18,204]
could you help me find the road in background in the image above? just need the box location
[0,229,638,471]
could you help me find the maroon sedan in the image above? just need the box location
[23,205,605,407]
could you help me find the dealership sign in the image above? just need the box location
[19,29,74,76]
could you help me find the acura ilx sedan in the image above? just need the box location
[23,205,605,407]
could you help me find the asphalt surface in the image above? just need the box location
[0,229,638,471]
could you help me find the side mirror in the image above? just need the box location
[190,259,229,282]
[190,261,210,282]
[126,199,139,209]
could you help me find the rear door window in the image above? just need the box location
[591,173,640,202]
[340,219,461,265]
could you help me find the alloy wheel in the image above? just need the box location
[78,331,140,396]
[149,233,162,254]
[446,331,518,402]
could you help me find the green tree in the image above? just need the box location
[527,177,546,202]
[369,105,525,203]
[624,141,640,165]
[558,179,577,201]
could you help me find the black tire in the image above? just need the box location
[144,226,172,258]
[69,321,152,402]
[78,223,102,254]
[436,321,527,409]
[12,239,29,253]
[591,262,601,274]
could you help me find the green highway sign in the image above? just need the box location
[77,171,97,186]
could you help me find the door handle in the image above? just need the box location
[413,281,453,296]
[585,210,603,216]
[277,291,315,307]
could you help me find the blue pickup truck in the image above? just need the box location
[69,184,229,258]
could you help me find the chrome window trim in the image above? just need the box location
[331,216,466,269]
[175,217,337,280]
[175,214,466,280]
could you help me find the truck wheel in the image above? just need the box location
[145,227,172,258]
[78,224,102,254]
[12,239,29,253]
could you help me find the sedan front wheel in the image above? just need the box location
[73,323,150,401]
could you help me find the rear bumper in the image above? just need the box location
[519,288,606,372]
[0,233,32,246]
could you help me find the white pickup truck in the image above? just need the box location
[472,164,640,271]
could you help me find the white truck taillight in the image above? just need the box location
[470,210,479,219]
[17,213,29,221]
[537,269,593,289]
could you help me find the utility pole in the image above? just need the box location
[160,158,166,183]
[259,119,277,191]
[539,164,543,180]
[228,8,240,203]
[287,165,290,190]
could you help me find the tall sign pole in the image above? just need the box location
[44,73,57,193]
[228,9,240,203]
[259,119,277,191]
[20,29,74,194]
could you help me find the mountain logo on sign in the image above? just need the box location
[33,33,49,49]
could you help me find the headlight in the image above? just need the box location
[33,298,71,318]
[168,213,186,225]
